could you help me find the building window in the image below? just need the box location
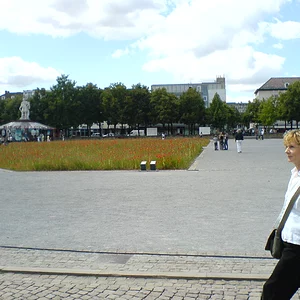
[285,82,289,88]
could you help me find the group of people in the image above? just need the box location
[213,130,244,153]
[256,128,265,140]
[213,132,229,150]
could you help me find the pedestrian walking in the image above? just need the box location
[235,129,244,153]
[256,128,260,140]
[224,132,229,150]
[262,129,300,299]
[219,133,224,150]
[213,135,219,150]
[261,128,265,140]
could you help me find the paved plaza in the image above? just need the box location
[1,137,300,299]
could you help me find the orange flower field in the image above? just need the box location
[0,137,210,171]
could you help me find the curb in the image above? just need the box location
[0,266,268,281]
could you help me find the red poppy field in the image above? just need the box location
[0,137,209,171]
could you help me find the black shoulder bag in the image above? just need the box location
[265,186,300,259]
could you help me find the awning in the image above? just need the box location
[0,120,54,130]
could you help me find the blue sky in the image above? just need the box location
[1,0,300,103]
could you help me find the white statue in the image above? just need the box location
[19,95,30,120]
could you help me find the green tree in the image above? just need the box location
[150,88,179,135]
[29,88,48,124]
[76,83,103,135]
[110,83,129,131]
[206,93,227,131]
[179,88,205,135]
[258,96,279,128]
[225,105,241,131]
[122,93,136,131]
[160,92,179,135]
[46,74,78,132]
[149,88,167,125]
[277,92,290,129]
[0,96,22,123]
[281,81,300,128]
[101,83,129,133]
[242,99,261,126]
[130,83,151,129]
[101,88,114,132]
[0,100,5,124]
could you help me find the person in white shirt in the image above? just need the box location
[262,129,300,299]
[213,135,219,150]
[235,129,244,153]
[261,128,265,140]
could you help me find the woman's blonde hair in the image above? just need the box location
[284,129,300,146]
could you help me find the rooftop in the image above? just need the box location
[255,77,300,94]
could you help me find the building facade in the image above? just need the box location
[254,77,300,100]
[227,102,248,114]
[0,91,23,100]
[151,76,226,107]
[0,90,36,101]
[254,77,300,130]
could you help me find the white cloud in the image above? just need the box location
[0,0,297,97]
[0,57,60,92]
[267,20,300,40]
[226,93,254,103]
[143,46,285,97]
[273,43,284,49]
[111,0,291,94]
[0,0,166,39]
[111,48,130,58]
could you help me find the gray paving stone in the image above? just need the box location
[2,138,300,298]
[0,139,290,257]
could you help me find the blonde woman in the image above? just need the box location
[262,130,300,299]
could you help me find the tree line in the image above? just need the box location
[242,81,300,130]
[1,74,300,136]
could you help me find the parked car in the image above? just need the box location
[91,133,101,137]
[102,133,114,138]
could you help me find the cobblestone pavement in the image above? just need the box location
[0,247,276,278]
[1,247,300,299]
[0,273,264,300]
[1,138,300,299]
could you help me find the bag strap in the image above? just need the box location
[277,186,300,233]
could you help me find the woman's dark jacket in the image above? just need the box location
[235,132,244,141]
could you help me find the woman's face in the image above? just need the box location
[285,142,300,169]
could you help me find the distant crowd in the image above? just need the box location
[213,132,229,151]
